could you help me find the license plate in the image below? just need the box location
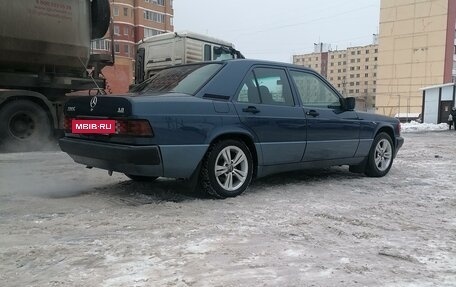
[72,119,116,134]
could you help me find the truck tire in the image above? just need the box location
[0,100,52,152]
[91,0,111,39]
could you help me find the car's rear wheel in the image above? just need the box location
[365,132,394,177]
[199,139,253,198]
[125,174,158,182]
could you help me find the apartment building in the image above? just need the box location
[91,0,174,93]
[293,44,378,110]
[376,0,456,116]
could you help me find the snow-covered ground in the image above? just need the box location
[401,121,450,133]
[0,132,455,286]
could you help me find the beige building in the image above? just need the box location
[293,44,378,110]
[376,0,456,116]
[91,0,174,93]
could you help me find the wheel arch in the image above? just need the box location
[375,125,395,145]
[207,131,259,179]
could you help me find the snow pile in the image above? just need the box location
[401,121,449,133]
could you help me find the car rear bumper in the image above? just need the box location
[59,138,209,179]
[59,137,164,177]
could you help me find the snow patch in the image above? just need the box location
[401,121,449,133]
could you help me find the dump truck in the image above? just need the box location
[0,0,112,152]
[135,31,244,84]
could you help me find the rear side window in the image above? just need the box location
[236,68,294,106]
[290,71,341,108]
[130,63,222,95]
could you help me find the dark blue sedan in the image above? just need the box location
[60,59,404,198]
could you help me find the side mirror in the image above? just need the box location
[344,97,356,111]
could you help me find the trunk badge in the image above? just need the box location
[90,96,98,111]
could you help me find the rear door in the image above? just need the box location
[289,70,360,161]
[233,67,307,165]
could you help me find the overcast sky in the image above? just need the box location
[173,0,381,63]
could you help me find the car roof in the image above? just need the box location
[220,58,316,72]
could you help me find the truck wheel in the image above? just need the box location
[365,132,394,177]
[199,140,253,199]
[125,174,158,182]
[0,100,52,152]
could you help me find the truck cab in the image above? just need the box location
[135,31,244,84]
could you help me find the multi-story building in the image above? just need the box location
[376,0,456,116]
[91,0,174,93]
[293,43,378,110]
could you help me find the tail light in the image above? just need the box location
[64,116,72,133]
[115,119,153,137]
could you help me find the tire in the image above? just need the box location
[365,132,394,177]
[91,0,111,39]
[125,174,159,182]
[0,100,52,152]
[199,139,253,199]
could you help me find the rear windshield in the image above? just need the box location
[130,63,222,95]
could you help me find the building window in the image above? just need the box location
[350,59,355,63]
[343,69,346,72]
[350,74,355,78]
[357,58,361,63]
[373,88,376,93]
[374,57,378,61]
[357,51,361,55]
[151,0,165,5]
[338,69,341,73]
[124,44,130,57]
[124,27,129,35]
[366,58,369,62]
[123,7,128,16]
[91,39,111,51]
[144,28,163,38]
[113,6,119,16]
[114,25,120,35]
[355,89,359,93]
[364,89,368,93]
[351,51,355,55]
[365,65,369,70]
[330,63,334,66]
[114,43,120,53]
[365,73,369,77]
[349,89,354,93]
[356,74,360,78]
[365,81,369,85]
[331,55,334,59]
[374,49,378,53]
[350,67,355,71]
[350,82,354,87]
[144,10,165,23]
[366,50,370,54]
[356,82,360,86]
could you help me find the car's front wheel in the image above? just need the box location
[365,132,394,177]
[200,139,253,198]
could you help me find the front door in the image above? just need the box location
[289,70,360,162]
[233,67,307,166]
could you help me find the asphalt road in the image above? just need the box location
[0,131,455,286]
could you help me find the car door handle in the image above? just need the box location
[306,110,320,117]
[242,106,260,114]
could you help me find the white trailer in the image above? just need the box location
[135,31,244,83]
